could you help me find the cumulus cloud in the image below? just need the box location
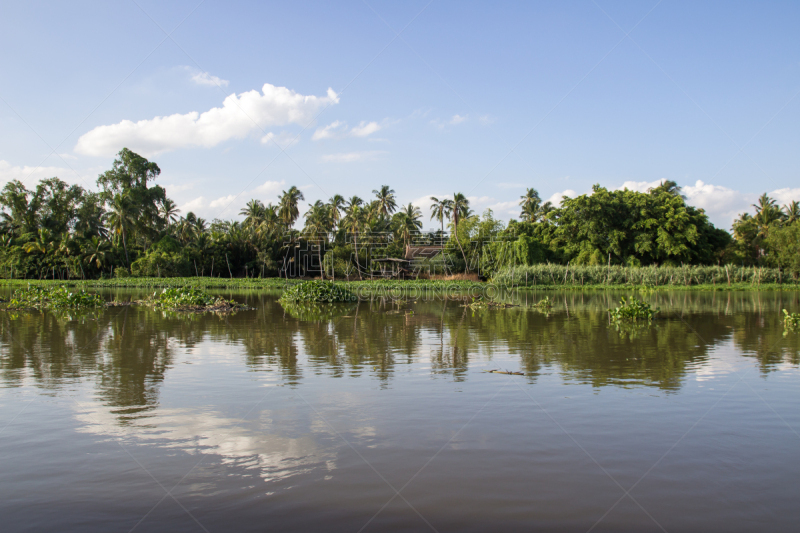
[260,131,299,150]
[547,189,577,207]
[618,180,663,193]
[253,179,286,197]
[0,160,71,185]
[312,120,382,140]
[321,151,386,163]
[75,83,339,157]
[190,69,229,87]
[770,187,800,207]
[350,121,381,137]
[450,114,467,125]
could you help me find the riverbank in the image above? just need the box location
[0,276,798,292]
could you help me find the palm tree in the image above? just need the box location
[278,186,305,228]
[159,198,180,229]
[303,200,333,278]
[343,200,367,280]
[782,200,800,224]
[23,228,54,255]
[372,185,397,220]
[451,192,471,269]
[396,203,423,248]
[519,188,541,222]
[241,199,266,228]
[84,236,110,269]
[649,180,685,199]
[105,193,136,265]
[328,194,345,231]
[429,196,452,245]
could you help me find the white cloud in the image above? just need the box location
[75,83,339,157]
[683,180,753,227]
[190,69,229,87]
[253,179,286,198]
[770,187,800,207]
[0,160,71,185]
[260,131,299,150]
[311,120,347,140]
[450,114,467,125]
[547,189,577,206]
[350,121,381,137]
[321,151,386,163]
[478,114,495,125]
[312,120,382,140]
[618,179,663,193]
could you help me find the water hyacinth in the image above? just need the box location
[5,285,105,309]
[609,297,658,322]
[279,280,357,303]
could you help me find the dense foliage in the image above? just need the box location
[2,149,797,283]
[784,309,800,334]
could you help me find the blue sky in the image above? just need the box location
[1,0,799,229]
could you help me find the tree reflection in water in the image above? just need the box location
[1,289,798,424]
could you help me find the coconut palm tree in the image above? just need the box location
[396,203,423,249]
[429,196,452,245]
[519,188,541,222]
[84,236,110,270]
[328,194,345,231]
[782,200,800,224]
[372,185,397,220]
[450,192,471,269]
[343,200,368,280]
[278,186,305,228]
[105,193,136,265]
[303,200,333,278]
[159,198,180,229]
[241,199,266,228]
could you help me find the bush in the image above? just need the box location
[114,267,130,278]
[131,251,192,277]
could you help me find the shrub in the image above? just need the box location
[6,285,105,309]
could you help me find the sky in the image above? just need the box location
[1,0,799,230]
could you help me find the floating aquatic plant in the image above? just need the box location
[609,297,658,322]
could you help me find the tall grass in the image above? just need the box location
[492,264,799,288]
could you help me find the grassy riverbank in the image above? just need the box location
[1,271,798,294]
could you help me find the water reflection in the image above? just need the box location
[1,290,799,418]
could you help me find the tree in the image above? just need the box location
[84,236,110,270]
[429,196,452,244]
[159,198,180,229]
[519,188,541,222]
[328,194,345,231]
[783,200,800,224]
[105,193,137,266]
[241,199,266,228]
[395,203,423,248]
[372,185,397,220]
[450,192,471,269]
[303,200,332,278]
[278,186,305,228]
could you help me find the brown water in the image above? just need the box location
[1,289,799,532]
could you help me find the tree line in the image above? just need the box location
[1,148,798,280]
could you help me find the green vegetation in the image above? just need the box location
[492,264,799,288]
[279,280,356,303]
[144,286,249,312]
[784,309,800,334]
[1,150,797,286]
[535,296,553,309]
[280,301,355,321]
[609,297,658,322]
[4,284,105,309]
